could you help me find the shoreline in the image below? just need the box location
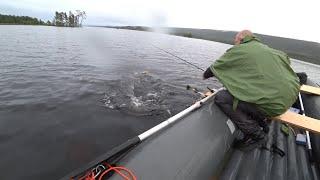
[98,26,320,65]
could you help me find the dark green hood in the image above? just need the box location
[210,36,300,117]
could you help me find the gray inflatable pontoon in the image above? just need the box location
[63,79,320,180]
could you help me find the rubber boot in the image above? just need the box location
[234,130,267,152]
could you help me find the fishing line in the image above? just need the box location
[150,44,218,98]
[151,44,205,72]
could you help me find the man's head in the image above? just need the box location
[234,30,254,45]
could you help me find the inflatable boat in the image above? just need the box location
[63,79,320,180]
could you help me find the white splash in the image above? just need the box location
[130,96,143,107]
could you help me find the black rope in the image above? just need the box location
[151,44,205,72]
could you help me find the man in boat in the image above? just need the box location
[203,30,300,149]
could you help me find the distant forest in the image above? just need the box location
[53,10,86,27]
[0,14,50,25]
[105,26,320,65]
[0,10,86,27]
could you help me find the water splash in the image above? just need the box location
[102,72,198,117]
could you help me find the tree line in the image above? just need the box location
[0,14,50,25]
[0,10,86,27]
[53,10,86,27]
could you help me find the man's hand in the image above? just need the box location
[203,67,214,80]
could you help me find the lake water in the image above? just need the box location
[0,25,319,180]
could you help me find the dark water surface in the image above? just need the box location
[0,25,319,180]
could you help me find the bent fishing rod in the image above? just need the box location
[150,44,218,98]
[68,45,218,179]
[151,44,205,72]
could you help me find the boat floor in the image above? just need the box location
[108,100,320,180]
[219,121,320,180]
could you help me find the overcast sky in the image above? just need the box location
[1,0,320,42]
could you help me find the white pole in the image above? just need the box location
[138,88,223,141]
[298,93,312,155]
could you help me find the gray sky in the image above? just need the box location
[1,0,320,42]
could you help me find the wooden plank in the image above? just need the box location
[300,85,320,96]
[273,111,320,134]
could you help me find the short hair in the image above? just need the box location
[236,30,254,40]
[238,30,253,37]
[234,30,254,45]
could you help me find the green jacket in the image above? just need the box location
[210,35,300,117]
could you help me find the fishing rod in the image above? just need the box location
[151,44,218,97]
[151,44,205,72]
[68,45,214,179]
[151,44,218,98]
